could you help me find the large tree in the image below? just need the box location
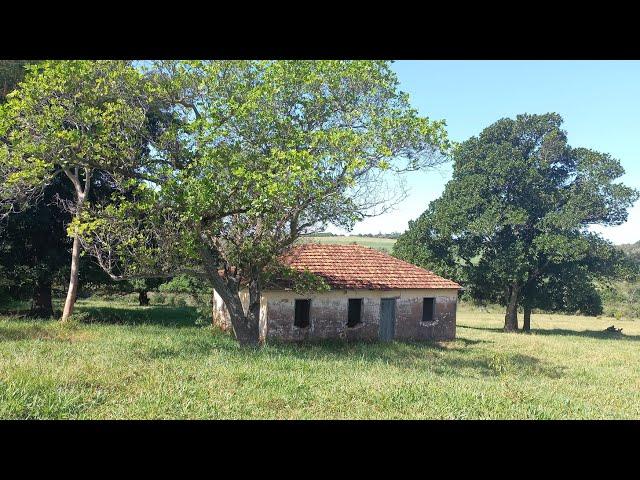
[0,60,68,316]
[0,174,71,316]
[0,61,33,103]
[394,113,638,331]
[79,60,450,345]
[0,60,151,320]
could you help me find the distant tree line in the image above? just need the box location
[304,232,402,239]
[618,240,640,264]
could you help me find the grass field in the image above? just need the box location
[1,298,638,419]
[299,235,396,252]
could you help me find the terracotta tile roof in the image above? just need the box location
[278,243,461,291]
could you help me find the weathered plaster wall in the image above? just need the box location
[262,289,458,342]
[212,289,255,332]
[393,294,457,341]
[212,287,458,342]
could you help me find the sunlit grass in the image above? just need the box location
[0,298,638,419]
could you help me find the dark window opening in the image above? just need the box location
[294,299,311,328]
[422,298,435,323]
[347,298,363,327]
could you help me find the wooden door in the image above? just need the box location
[379,298,396,341]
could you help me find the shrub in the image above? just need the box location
[159,275,208,294]
[153,292,166,304]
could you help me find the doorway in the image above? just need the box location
[379,298,396,341]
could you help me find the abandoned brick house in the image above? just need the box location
[212,243,461,342]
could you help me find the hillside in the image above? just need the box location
[618,240,640,262]
[298,235,397,253]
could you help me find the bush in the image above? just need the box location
[153,292,166,304]
[159,275,208,294]
[600,279,640,319]
[173,297,188,308]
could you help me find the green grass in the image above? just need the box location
[299,235,396,252]
[1,298,639,419]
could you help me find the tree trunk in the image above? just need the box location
[523,304,531,332]
[61,233,81,321]
[504,283,519,332]
[61,167,90,322]
[198,244,260,347]
[30,277,53,318]
[138,290,150,306]
[247,276,262,344]
[224,287,260,347]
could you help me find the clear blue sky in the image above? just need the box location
[334,60,640,245]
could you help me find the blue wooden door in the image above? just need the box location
[379,298,396,341]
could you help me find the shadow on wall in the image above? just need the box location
[459,324,640,342]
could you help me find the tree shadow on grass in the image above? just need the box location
[0,325,56,341]
[0,323,91,343]
[431,352,566,379]
[458,325,503,332]
[75,305,201,328]
[459,324,640,342]
[134,334,496,370]
[529,328,640,342]
[258,338,564,379]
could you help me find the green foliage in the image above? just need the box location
[77,61,450,342]
[158,275,208,294]
[395,113,639,321]
[0,175,71,302]
[147,60,449,264]
[262,265,331,293]
[598,279,640,319]
[157,274,212,324]
[0,60,155,314]
[0,60,150,218]
[618,239,640,264]
[0,61,35,104]
[598,243,640,319]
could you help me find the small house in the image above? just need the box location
[212,243,461,342]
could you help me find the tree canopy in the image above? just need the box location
[0,60,69,316]
[0,61,33,104]
[0,60,152,319]
[77,60,451,345]
[394,113,638,331]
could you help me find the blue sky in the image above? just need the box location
[332,60,640,245]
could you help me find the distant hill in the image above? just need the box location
[618,240,640,262]
[298,235,397,253]
[302,232,401,239]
